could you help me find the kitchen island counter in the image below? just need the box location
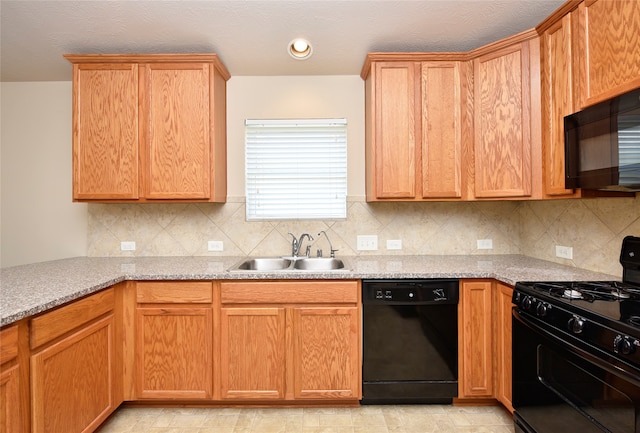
[0,254,618,326]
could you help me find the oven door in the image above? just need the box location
[512,309,640,433]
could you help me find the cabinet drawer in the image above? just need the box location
[136,281,213,304]
[220,281,359,304]
[30,288,114,350]
[0,325,18,365]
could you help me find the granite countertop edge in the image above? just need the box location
[0,254,620,327]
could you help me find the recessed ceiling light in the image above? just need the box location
[288,38,312,60]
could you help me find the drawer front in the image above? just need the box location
[220,281,359,304]
[0,325,18,365]
[136,281,213,304]
[30,288,114,350]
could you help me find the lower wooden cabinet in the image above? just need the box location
[458,279,513,411]
[29,289,118,433]
[219,280,361,402]
[135,281,213,399]
[459,280,494,398]
[494,282,514,412]
[292,307,360,400]
[220,306,286,399]
[0,324,26,433]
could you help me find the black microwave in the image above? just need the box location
[565,87,640,191]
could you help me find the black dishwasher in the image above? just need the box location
[361,279,459,404]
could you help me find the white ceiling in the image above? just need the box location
[0,0,566,82]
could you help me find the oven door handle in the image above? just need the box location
[513,308,640,388]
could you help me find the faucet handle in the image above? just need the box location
[288,232,299,256]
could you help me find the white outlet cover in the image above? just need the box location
[386,239,402,250]
[357,235,378,251]
[556,245,573,259]
[208,240,224,252]
[477,239,493,250]
[120,241,136,251]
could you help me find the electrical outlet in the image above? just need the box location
[477,239,493,250]
[120,241,136,251]
[357,235,378,251]
[386,239,402,250]
[208,240,224,252]
[556,245,573,259]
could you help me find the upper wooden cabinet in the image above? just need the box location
[362,55,471,201]
[540,12,580,197]
[472,35,542,199]
[362,32,541,202]
[574,0,640,108]
[65,54,229,202]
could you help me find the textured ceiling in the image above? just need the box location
[0,0,566,82]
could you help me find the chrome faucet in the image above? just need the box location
[317,230,338,258]
[288,232,314,257]
[298,233,314,257]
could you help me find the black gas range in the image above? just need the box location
[512,236,640,433]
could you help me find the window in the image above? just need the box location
[245,118,347,220]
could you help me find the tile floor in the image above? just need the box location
[96,405,515,433]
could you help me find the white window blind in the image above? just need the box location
[245,118,347,220]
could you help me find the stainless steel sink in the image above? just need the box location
[230,257,348,272]
[292,258,346,271]
[233,257,293,271]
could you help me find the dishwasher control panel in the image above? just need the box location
[362,279,459,304]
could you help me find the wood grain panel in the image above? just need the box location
[474,43,532,198]
[293,307,360,399]
[494,283,514,412]
[459,280,493,398]
[0,326,18,365]
[220,281,359,304]
[31,315,115,433]
[73,64,139,200]
[541,15,577,196]
[0,365,22,433]
[421,61,462,198]
[220,307,286,399]
[136,307,213,399]
[143,63,211,199]
[581,0,640,106]
[136,281,213,304]
[374,62,418,199]
[30,288,114,350]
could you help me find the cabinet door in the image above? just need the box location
[141,62,212,199]
[220,307,286,400]
[371,62,419,199]
[494,283,514,412]
[72,63,139,200]
[576,0,640,107]
[474,42,533,198]
[459,280,493,398]
[421,61,463,198]
[31,315,116,433]
[541,14,578,197]
[136,307,213,399]
[0,325,24,433]
[292,307,360,400]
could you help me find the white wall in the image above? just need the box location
[226,75,366,200]
[1,82,88,267]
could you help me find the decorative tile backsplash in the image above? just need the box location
[88,195,640,277]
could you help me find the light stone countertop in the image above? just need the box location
[0,254,620,327]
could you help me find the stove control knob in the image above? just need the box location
[614,335,637,355]
[536,302,550,317]
[568,315,586,334]
[521,296,533,310]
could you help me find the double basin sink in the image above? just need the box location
[231,257,348,272]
